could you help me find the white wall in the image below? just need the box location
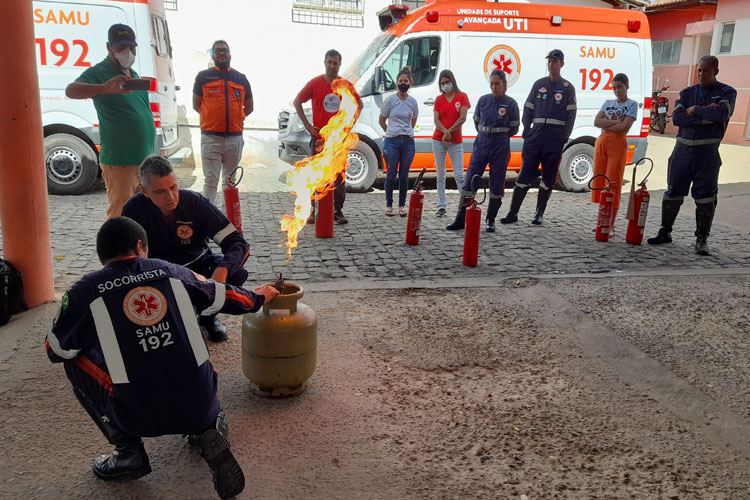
[165,0,617,128]
[166,1,388,128]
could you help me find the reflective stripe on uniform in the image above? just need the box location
[509,121,520,126]
[532,118,566,126]
[566,105,577,111]
[169,278,210,367]
[46,331,81,359]
[695,197,716,204]
[719,99,734,116]
[673,103,685,112]
[200,282,226,316]
[213,223,236,245]
[663,194,685,201]
[478,125,510,133]
[91,297,129,384]
[524,102,534,110]
[676,137,721,146]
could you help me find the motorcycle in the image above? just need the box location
[650,82,670,134]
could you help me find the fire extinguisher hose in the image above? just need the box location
[467,174,487,207]
[633,157,654,188]
[588,174,612,192]
[412,168,427,193]
[227,166,244,188]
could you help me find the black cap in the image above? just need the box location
[545,49,564,62]
[108,24,137,47]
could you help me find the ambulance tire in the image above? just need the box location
[346,141,378,193]
[45,134,98,195]
[557,143,594,192]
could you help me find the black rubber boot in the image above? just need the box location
[93,443,151,481]
[694,202,715,256]
[189,413,245,500]
[500,186,528,224]
[647,198,683,245]
[199,314,228,342]
[446,193,471,230]
[485,197,502,233]
[531,187,552,225]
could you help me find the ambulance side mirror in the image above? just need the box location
[374,66,386,94]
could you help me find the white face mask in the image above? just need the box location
[441,83,453,93]
[115,49,135,69]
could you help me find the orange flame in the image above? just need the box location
[281,79,361,259]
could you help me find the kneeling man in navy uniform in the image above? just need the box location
[45,216,278,499]
[123,155,250,342]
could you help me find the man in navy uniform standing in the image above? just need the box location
[45,216,279,499]
[647,55,736,256]
[123,155,249,342]
[501,49,577,225]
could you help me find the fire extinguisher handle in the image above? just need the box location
[588,174,612,191]
[227,166,244,188]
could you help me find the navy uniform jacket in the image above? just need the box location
[522,76,577,141]
[473,93,520,145]
[672,81,736,145]
[122,190,249,274]
[45,256,265,437]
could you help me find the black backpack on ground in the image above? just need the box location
[1,258,28,326]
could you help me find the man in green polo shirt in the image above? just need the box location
[66,24,156,218]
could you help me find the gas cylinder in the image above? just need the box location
[315,189,334,238]
[242,283,317,398]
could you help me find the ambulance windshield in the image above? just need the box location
[342,34,395,84]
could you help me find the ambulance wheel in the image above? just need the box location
[558,143,594,192]
[45,134,98,195]
[346,141,378,193]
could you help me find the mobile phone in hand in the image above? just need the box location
[121,79,151,91]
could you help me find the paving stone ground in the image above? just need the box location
[2,167,748,292]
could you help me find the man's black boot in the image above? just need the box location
[190,413,245,499]
[485,197,502,233]
[200,314,228,342]
[500,186,528,224]
[694,202,715,256]
[93,442,151,481]
[531,187,552,225]
[446,193,472,230]
[647,198,683,245]
[334,209,348,224]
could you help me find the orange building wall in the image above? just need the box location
[647,3,749,144]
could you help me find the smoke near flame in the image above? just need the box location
[280,78,361,259]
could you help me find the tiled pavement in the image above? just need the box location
[2,176,748,292]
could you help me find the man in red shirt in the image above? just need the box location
[294,49,363,225]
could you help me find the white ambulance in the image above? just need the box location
[278,0,652,193]
[34,0,179,194]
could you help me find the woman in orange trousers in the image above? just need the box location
[591,73,638,234]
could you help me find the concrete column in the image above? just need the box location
[0,0,55,307]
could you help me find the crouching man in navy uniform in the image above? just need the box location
[647,56,736,256]
[123,155,249,342]
[501,49,576,225]
[45,217,279,499]
[446,69,519,233]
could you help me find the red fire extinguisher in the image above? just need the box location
[589,174,615,242]
[463,175,486,267]
[406,168,427,246]
[223,166,243,233]
[625,157,654,245]
[314,188,334,238]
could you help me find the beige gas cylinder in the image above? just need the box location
[241,283,317,397]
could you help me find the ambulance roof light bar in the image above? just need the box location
[377,4,409,31]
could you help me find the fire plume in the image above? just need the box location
[281,78,361,259]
